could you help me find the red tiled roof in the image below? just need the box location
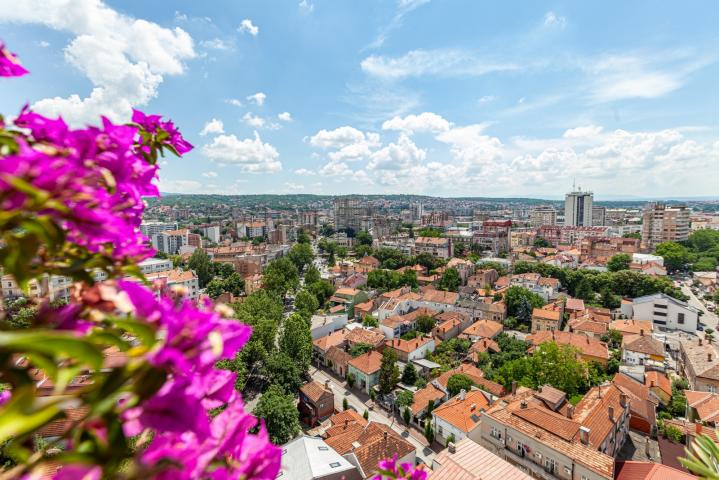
[527,330,609,361]
[615,461,696,480]
[300,380,333,404]
[432,390,489,432]
[349,350,383,375]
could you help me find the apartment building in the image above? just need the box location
[145,268,200,299]
[480,384,629,480]
[564,189,594,227]
[579,237,640,263]
[202,225,221,243]
[415,236,453,259]
[237,221,268,239]
[153,229,189,255]
[591,206,606,227]
[537,226,611,247]
[530,206,558,228]
[531,303,564,333]
[140,221,178,239]
[641,203,690,250]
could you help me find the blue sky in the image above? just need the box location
[1,0,719,198]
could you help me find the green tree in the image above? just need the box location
[263,257,300,297]
[574,277,595,302]
[304,265,321,284]
[188,248,212,287]
[356,230,373,246]
[204,278,226,298]
[516,297,533,325]
[288,242,314,273]
[327,251,336,267]
[401,363,418,385]
[378,348,400,394]
[423,419,434,444]
[363,409,369,420]
[349,343,374,358]
[362,315,379,328]
[504,286,545,317]
[253,384,301,444]
[600,287,621,309]
[233,290,284,353]
[656,241,691,273]
[347,373,356,388]
[694,257,717,272]
[447,374,474,397]
[403,407,412,426]
[295,289,319,321]
[296,228,311,244]
[307,280,335,306]
[705,328,715,343]
[607,253,632,272]
[416,314,435,334]
[688,229,719,252]
[279,313,313,373]
[623,232,642,239]
[343,397,349,411]
[600,329,623,349]
[396,390,414,409]
[438,268,461,292]
[264,352,303,393]
[445,433,456,447]
[533,237,552,248]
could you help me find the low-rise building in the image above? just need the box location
[430,437,532,480]
[621,332,665,369]
[527,330,610,366]
[531,303,564,333]
[432,311,473,341]
[432,389,490,445]
[347,351,383,394]
[679,337,719,392]
[311,313,349,340]
[299,380,335,426]
[684,390,719,425]
[460,320,503,342]
[384,336,436,362]
[415,236,453,259]
[278,435,361,480]
[623,293,699,334]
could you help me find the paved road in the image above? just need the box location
[310,367,436,466]
[681,282,718,331]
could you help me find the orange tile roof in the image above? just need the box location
[329,409,368,427]
[513,405,581,441]
[421,289,459,305]
[615,461,696,480]
[622,334,665,357]
[609,319,654,336]
[433,390,489,432]
[325,345,352,367]
[565,298,585,311]
[532,305,561,321]
[436,364,485,389]
[352,423,415,478]
[645,371,671,397]
[411,383,446,415]
[461,320,503,339]
[346,328,385,346]
[685,390,719,423]
[527,330,609,360]
[381,307,437,329]
[385,336,433,353]
[570,318,609,335]
[468,338,501,355]
[300,380,333,404]
[573,383,626,449]
[428,438,532,480]
[348,350,383,375]
[335,287,360,296]
[313,328,349,352]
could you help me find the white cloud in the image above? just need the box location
[478,95,497,104]
[1,0,195,126]
[284,182,305,191]
[367,0,431,49]
[368,133,426,171]
[200,38,230,51]
[242,112,279,130]
[294,168,315,176]
[361,49,519,80]
[202,132,282,173]
[436,124,504,167]
[200,118,224,136]
[382,112,451,134]
[277,111,292,122]
[563,125,603,139]
[225,98,243,107]
[202,171,218,178]
[246,92,266,105]
[36,40,50,48]
[308,126,380,162]
[543,11,566,29]
[238,19,258,36]
[299,0,314,13]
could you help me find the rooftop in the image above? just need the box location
[429,438,532,480]
[348,350,383,375]
[433,390,490,432]
[278,435,357,480]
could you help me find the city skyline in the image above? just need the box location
[2,1,719,197]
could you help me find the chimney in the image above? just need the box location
[383,431,388,441]
[620,393,628,408]
[579,426,590,445]
[709,353,713,362]
[470,403,477,411]
[640,329,644,336]
[448,442,456,454]
[460,389,466,401]
[697,423,703,435]
[520,400,528,409]
[608,406,615,421]
[325,380,331,391]
[539,386,543,393]
[345,419,349,428]
[700,338,703,346]
[567,405,575,419]
[511,381,517,396]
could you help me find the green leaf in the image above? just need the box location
[0,387,63,443]
[113,319,157,348]
[0,331,104,370]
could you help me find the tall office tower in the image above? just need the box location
[529,206,557,228]
[591,206,607,227]
[564,188,594,226]
[333,197,371,233]
[641,203,690,250]
[410,201,424,223]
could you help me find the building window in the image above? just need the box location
[678,313,685,324]
[654,311,667,317]
[654,303,668,309]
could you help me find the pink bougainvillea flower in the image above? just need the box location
[131,108,194,155]
[0,42,28,77]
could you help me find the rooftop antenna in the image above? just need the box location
[572,178,576,192]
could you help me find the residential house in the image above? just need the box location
[527,331,610,366]
[436,363,506,398]
[380,307,437,340]
[357,255,380,270]
[429,438,532,480]
[323,420,415,479]
[531,303,564,333]
[384,336,436,362]
[353,300,375,321]
[446,257,476,285]
[432,311,473,341]
[347,351,383,394]
[569,317,608,339]
[299,380,335,426]
[145,269,200,300]
[609,319,654,338]
[461,320,503,342]
[623,293,700,334]
[467,269,499,290]
[329,288,370,318]
[612,373,657,434]
[466,338,501,363]
[629,261,668,277]
[410,383,446,426]
[621,332,666,369]
[564,298,586,317]
[342,273,367,290]
[645,371,672,405]
[326,346,353,378]
[313,328,350,365]
[311,313,349,340]
[614,461,696,480]
[277,435,361,480]
[432,389,490,445]
[684,390,719,425]
[345,328,386,350]
[679,337,719,392]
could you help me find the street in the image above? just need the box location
[309,367,437,466]
[681,282,718,331]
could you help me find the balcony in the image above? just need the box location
[502,446,557,480]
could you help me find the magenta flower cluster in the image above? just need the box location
[375,455,428,480]
[0,42,28,77]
